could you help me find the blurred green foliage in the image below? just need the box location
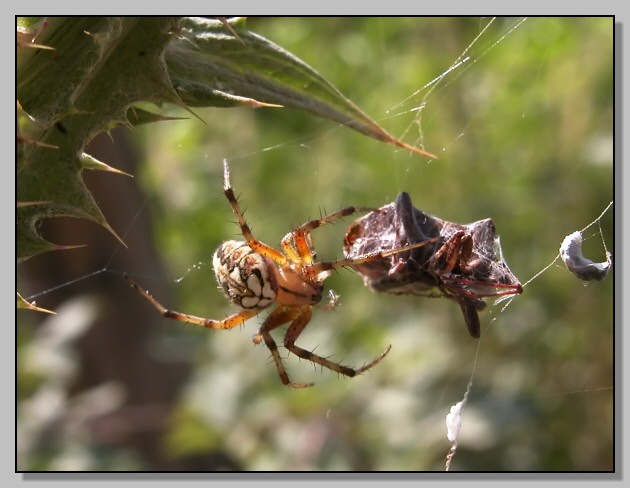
[18,17,613,471]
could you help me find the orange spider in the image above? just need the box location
[126,160,436,388]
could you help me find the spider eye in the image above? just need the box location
[213,240,277,309]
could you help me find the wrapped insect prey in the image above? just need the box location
[343,192,522,338]
[560,231,612,281]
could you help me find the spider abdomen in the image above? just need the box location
[213,240,277,310]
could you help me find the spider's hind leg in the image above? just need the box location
[125,274,260,329]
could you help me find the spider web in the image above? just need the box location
[17,18,614,472]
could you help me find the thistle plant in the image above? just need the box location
[17,17,433,311]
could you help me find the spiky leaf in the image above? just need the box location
[167,17,435,157]
[17,16,433,265]
[17,17,183,261]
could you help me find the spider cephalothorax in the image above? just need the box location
[343,192,522,338]
[127,161,434,387]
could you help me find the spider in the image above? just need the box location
[126,160,436,388]
[343,192,522,338]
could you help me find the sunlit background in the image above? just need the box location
[17,17,614,471]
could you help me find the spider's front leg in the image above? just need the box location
[125,274,260,330]
[222,159,289,267]
[281,206,376,266]
[307,237,441,277]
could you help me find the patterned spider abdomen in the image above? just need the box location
[213,240,278,310]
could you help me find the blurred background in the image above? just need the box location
[17,17,614,471]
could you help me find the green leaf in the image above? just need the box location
[167,17,435,158]
[17,17,183,262]
[16,16,433,266]
[124,106,189,127]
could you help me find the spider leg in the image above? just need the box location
[309,236,441,275]
[281,206,377,266]
[126,274,260,329]
[283,307,392,380]
[256,306,314,388]
[222,159,289,266]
